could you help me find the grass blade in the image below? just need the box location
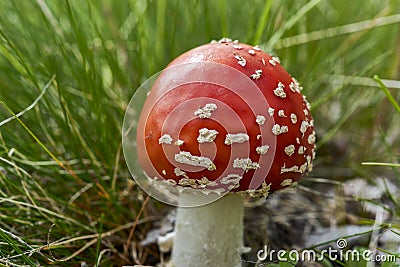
[276,13,400,49]
[0,228,36,267]
[374,74,400,114]
[0,99,83,184]
[362,162,400,167]
[267,0,323,49]
[252,0,273,44]
[0,75,54,127]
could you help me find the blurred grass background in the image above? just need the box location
[0,0,399,266]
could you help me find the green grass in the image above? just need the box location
[0,0,399,266]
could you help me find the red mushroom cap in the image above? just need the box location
[136,38,315,198]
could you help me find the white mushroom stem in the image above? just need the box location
[171,193,244,267]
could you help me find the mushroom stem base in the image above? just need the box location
[171,193,244,267]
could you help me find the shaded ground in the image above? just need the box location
[136,173,399,266]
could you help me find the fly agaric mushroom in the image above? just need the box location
[135,38,315,267]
